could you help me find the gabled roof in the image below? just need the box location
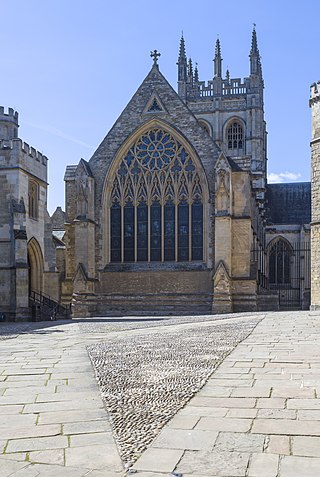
[87,63,219,195]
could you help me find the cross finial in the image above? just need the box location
[150,49,161,66]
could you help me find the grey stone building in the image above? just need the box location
[61,28,311,317]
[310,81,320,308]
[0,28,311,320]
[0,108,60,321]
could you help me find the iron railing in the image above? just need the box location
[29,290,71,321]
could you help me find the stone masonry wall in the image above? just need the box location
[310,83,320,309]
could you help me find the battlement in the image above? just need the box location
[187,76,248,101]
[310,82,320,107]
[0,106,19,123]
[0,138,47,166]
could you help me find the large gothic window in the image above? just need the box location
[269,239,292,285]
[227,122,244,150]
[109,128,204,263]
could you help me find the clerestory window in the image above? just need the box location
[109,128,204,263]
[227,122,244,150]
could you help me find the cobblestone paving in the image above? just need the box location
[78,312,261,334]
[88,318,260,466]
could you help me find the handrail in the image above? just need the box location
[29,290,71,321]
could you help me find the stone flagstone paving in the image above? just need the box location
[0,310,320,476]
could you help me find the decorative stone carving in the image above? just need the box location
[216,169,230,214]
[212,261,232,313]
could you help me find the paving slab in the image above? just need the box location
[0,321,124,475]
[2,310,320,476]
[134,310,320,476]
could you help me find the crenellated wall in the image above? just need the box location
[0,106,58,321]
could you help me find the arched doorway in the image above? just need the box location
[27,238,44,296]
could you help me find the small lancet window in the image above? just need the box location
[28,180,39,219]
[227,122,244,150]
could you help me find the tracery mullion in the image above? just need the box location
[134,205,137,262]
[188,177,193,262]
[121,205,124,263]
[161,203,164,262]
[175,202,178,262]
[148,203,151,262]
[189,200,192,261]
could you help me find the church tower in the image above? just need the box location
[177,26,266,193]
[177,27,267,312]
[310,81,320,309]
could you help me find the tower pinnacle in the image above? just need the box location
[194,62,199,83]
[214,38,222,78]
[249,25,262,77]
[177,33,188,97]
[178,32,187,62]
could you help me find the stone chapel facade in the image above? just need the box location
[59,29,311,318]
[0,28,312,321]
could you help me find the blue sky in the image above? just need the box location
[1,0,317,213]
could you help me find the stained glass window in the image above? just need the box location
[164,201,175,261]
[137,203,148,261]
[109,128,205,263]
[192,202,203,260]
[110,204,121,262]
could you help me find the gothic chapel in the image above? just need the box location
[0,28,311,320]
[59,28,310,317]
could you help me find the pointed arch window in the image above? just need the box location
[28,180,39,220]
[269,239,292,285]
[109,128,204,263]
[227,121,244,151]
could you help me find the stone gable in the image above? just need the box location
[88,65,219,207]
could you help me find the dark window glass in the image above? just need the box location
[227,122,243,150]
[124,202,134,262]
[110,129,204,264]
[178,202,189,261]
[111,204,121,262]
[137,203,148,261]
[192,202,203,260]
[269,240,291,285]
[150,202,161,261]
[164,201,175,261]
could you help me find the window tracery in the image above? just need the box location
[227,121,244,150]
[110,128,204,263]
[269,239,292,285]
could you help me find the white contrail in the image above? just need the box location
[22,120,95,149]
